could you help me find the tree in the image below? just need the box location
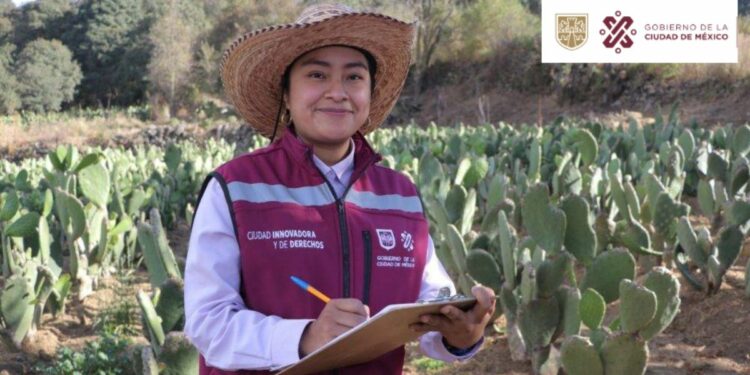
[147,0,196,113]
[63,0,150,106]
[15,38,82,112]
[0,43,19,113]
[13,0,73,47]
[409,0,454,94]
[0,0,14,45]
[203,0,298,55]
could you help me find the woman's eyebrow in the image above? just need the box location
[299,59,368,70]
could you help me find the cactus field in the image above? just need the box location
[1,112,750,374]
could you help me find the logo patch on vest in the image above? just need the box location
[376,229,396,250]
[401,231,414,251]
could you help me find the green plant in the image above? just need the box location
[411,356,447,373]
[94,296,140,337]
[34,332,134,375]
[561,268,681,375]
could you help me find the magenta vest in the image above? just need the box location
[197,128,429,375]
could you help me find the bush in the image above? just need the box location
[441,0,540,62]
[15,38,82,112]
[34,333,134,375]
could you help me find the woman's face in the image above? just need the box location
[285,46,372,147]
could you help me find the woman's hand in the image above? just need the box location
[299,299,370,357]
[409,285,496,351]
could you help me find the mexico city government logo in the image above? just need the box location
[600,11,637,53]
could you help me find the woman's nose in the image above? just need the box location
[325,77,348,102]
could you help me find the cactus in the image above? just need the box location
[137,289,166,351]
[652,192,689,241]
[727,199,750,226]
[466,249,502,292]
[536,253,573,298]
[138,208,182,288]
[560,336,604,375]
[571,128,598,168]
[518,297,560,370]
[4,212,41,237]
[78,161,110,208]
[528,137,541,183]
[581,249,636,303]
[0,190,20,222]
[613,219,657,256]
[562,268,680,375]
[676,219,742,294]
[1,274,35,346]
[729,160,749,196]
[54,188,86,242]
[601,334,648,375]
[639,267,681,340]
[707,151,729,182]
[716,225,743,272]
[559,286,581,336]
[522,183,566,253]
[697,179,715,216]
[618,280,657,334]
[156,277,186,333]
[445,184,467,225]
[678,130,696,160]
[594,214,615,254]
[159,332,199,375]
[561,195,597,265]
[676,217,708,267]
[460,189,477,236]
[732,124,750,156]
[498,211,517,289]
[579,288,606,330]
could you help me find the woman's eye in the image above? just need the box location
[308,72,325,79]
[348,74,363,80]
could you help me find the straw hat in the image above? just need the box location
[220,4,416,139]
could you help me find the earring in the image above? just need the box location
[280,110,291,125]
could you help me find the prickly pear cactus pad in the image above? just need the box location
[522,183,566,253]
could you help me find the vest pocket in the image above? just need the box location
[362,230,372,306]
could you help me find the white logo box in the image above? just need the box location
[542,0,738,63]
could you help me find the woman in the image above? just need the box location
[184,4,495,374]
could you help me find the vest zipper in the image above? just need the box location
[312,152,378,300]
[337,201,351,297]
[362,231,372,306]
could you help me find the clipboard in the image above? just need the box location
[277,293,477,375]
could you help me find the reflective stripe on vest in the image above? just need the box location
[227,181,333,206]
[228,181,423,214]
[345,189,423,214]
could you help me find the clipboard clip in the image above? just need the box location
[416,287,469,303]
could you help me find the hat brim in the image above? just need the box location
[221,13,416,139]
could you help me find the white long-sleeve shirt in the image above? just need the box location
[184,140,480,371]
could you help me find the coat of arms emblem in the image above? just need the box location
[556,14,588,50]
[376,229,396,250]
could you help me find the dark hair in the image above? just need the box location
[281,45,377,94]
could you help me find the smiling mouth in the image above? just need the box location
[317,108,353,115]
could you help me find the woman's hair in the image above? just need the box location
[281,45,378,94]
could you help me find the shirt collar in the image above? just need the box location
[309,138,355,181]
